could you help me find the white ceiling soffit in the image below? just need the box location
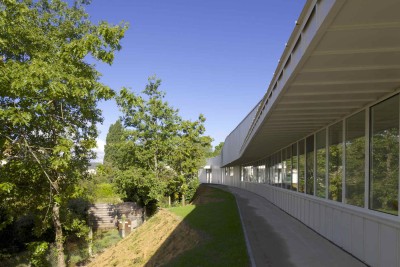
[235,0,400,165]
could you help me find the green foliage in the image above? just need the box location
[92,229,122,255]
[111,76,211,212]
[209,142,224,157]
[104,120,125,166]
[27,241,49,267]
[0,0,127,265]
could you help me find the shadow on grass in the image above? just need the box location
[141,184,251,267]
[216,185,294,267]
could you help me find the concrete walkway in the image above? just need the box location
[212,185,366,267]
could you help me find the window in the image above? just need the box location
[282,149,287,188]
[277,152,282,187]
[298,140,305,193]
[258,165,265,183]
[316,130,326,198]
[291,143,298,191]
[225,167,228,177]
[370,95,399,215]
[345,111,365,207]
[328,122,343,202]
[229,167,234,176]
[306,135,314,195]
[284,147,292,189]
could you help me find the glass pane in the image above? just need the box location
[282,149,287,188]
[284,147,292,189]
[328,122,343,202]
[306,135,314,195]
[298,140,305,193]
[316,130,326,198]
[269,157,273,185]
[260,165,265,183]
[292,143,298,191]
[345,111,365,207]
[370,95,399,215]
[276,152,282,187]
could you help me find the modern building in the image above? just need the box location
[198,0,400,266]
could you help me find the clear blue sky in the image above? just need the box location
[85,0,307,161]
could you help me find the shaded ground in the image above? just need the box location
[87,185,249,267]
[191,184,224,205]
[87,209,202,267]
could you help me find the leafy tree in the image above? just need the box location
[209,141,224,157]
[0,0,127,265]
[117,77,182,176]
[115,76,211,211]
[104,119,124,166]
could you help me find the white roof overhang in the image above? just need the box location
[226,0,400,166]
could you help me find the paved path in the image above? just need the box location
[211,185,366,267]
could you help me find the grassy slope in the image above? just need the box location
[88,185,249,267]
[167,185,249,267]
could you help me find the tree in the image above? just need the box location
[0,0,127,265]
[115,76,211,211]
[116,76,182,176]
[104,119,124,166]
[209,141,224,157]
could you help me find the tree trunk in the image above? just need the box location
[53,202,66,267]
[168,195,171,207]
[182,194,185,206]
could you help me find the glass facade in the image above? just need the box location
[298,139,305,193]
[284,147,292,189]
[306,135,314,195]
[291,143,298,191]
[328,122,343,202]
[238,93,399,216]
[316,130,326,198]
[370,95,399,215]
[345,111,365,207]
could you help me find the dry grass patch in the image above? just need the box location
[87,209,203,267]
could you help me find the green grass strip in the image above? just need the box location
[168,185,249,267]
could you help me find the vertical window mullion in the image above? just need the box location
[365,108,370,210]
[342,119,346,204]
[325,128,329,199]
[314,133,317,196]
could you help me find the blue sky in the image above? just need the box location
[86,0,307,161]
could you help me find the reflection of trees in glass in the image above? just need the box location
[275,152,282,187]
[370,95,399,215]
[292,143,298,191]
[345,111,365,207]
[285,147,292,189]
[306,135,314,195]
[298,140,305,193]
[282,149,287,187]
[316,130,326,198]
[328,122,343,202]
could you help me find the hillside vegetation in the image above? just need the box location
[88,185,249,267]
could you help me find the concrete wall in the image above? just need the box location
[198,155,223,184]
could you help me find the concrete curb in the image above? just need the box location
[233,191,256,267]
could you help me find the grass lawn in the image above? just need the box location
[167,185,249,267]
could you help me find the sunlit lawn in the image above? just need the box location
[168,185,249,267]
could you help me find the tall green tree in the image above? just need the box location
[0,0,127,265]
[117,76,182,177]
[115,76,212,210]
[104,119,124,166]
[210,141,224,157]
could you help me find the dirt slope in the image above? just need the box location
[87,209,202,267]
